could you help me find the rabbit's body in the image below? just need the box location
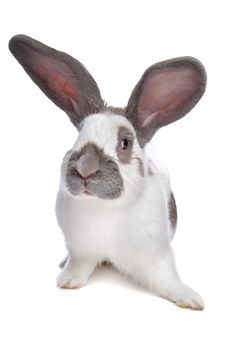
[55,113,203,309]
[9,35,206,310]
[56,120,173,267]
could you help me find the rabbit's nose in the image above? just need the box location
[75,153,100,179]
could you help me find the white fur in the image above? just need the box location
[56,112,204,310]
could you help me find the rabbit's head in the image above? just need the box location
[9,35,207,201]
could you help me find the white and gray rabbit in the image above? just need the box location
[9,35,207,310]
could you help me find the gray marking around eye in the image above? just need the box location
[116,126,134,164]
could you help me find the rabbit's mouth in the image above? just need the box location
[83,189,93,196]
[67,172,123,199]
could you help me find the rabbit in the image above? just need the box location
[9,34,207,310]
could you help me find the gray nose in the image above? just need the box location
[75,151,100,178]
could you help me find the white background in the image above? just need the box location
[1,0,233,349]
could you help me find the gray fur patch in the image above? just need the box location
[116,126,144,176]
[168,192,177,230]
[66,143,124,199]
[59,256,68,269]
[135,157,145,176]
[102,105,125,116]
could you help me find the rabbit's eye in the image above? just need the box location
[121,138,129,150]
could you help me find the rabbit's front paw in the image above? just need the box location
[56,269,86,289]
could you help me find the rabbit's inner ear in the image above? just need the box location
[9,35,104,127]
[126,57,206,146]
[23,52,80,115]
[137,68,202,127]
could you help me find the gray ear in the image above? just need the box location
[9,35,104,128]
[126,57,207,146]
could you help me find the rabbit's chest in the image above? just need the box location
[56,184,169,258]
[67,212,124,258]
[56,194,122,254]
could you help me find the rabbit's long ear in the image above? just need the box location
[9,35,104,127]
[126,57,207,146]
